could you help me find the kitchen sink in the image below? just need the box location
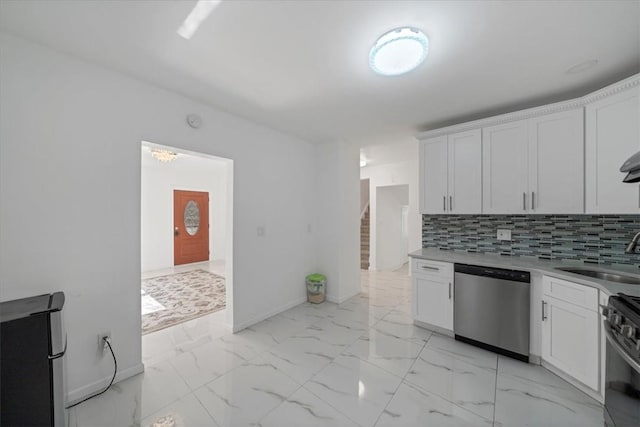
[555,267,640,285]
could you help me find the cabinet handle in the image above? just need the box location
[449,196,452,211]
[421,265,439,271]
[523,192,526,211]
[531,192,535,210]
[449,282,452,299]
[541,300,547,321]
[443,196,446,212]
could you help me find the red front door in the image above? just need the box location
[174,190,209,265]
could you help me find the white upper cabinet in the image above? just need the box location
[418,74,639,215]
[528,109,584,214]
[448,129,482,214]
[420,131,482,214]
[420,136,448,214]
[482,120,529,214]
[586,86,640,214]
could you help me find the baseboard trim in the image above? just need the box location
[232,296,307,333]
[413,320,454,337]
[529,354,541,365]
[66,362,145,405]
[326,289,359,304]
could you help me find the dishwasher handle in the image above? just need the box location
[454,263,530,283]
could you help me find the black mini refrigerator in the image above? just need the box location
[1,292,66,427]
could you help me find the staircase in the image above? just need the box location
[360,206,370,270]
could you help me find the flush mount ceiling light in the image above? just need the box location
[177,0,222,40]
[151,149,178,163]
[566,59,599,74]
[369,27,429,76]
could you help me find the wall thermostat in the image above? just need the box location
[186,114,202,129]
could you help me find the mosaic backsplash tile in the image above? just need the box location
[422,215,640,268]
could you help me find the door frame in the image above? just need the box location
[140,140,235,331]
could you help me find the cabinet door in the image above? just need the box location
[541,296,599,390]
[420,137,448,214]
[448,129,482,214]
[482,120,529,213]
[586,87,640,213]
[528,109,584,214]
[413,275,453,331]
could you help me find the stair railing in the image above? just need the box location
[360,201,370,220]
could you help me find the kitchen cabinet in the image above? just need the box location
[411,259,453,332]
[586,86,640,214]
[448,129,483,213]
[418,75,639,215]
[420,136,448,214]
[528,109,584,213]
[482,120,529,213]
[482,110,584,214]
[420,130,482,214]
[541,276,600,391]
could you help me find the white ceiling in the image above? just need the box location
[1,1,638,146]
[141,142,229,170]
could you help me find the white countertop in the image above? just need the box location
[409,248,640,297]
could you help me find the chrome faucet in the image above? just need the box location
[625,231,640,253]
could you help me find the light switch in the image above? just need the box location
[257,226,265,237]
[497,229,512,241]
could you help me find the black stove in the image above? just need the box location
[603,293,640,427]
[605,294,640,361]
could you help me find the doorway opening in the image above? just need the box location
[359,142,420,274]
[140,141,233,359]
[376,184,410,271]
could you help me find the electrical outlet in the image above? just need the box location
[497,229,512,241]
[98,332,111,354]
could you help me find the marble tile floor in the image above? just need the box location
[69,266,604,426]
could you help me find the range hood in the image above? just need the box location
[620,151,640,183]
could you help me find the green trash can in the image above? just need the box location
[306,273,326,304]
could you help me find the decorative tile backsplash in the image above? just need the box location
[422,215,640,268]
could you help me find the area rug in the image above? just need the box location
[141,269,226,335]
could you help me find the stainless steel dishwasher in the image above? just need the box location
[454,263,530,362]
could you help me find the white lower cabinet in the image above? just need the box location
[541,276,600,391]
[411,260,454,332]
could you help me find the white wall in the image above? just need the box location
[360,149,421,270]
[315,142,361,303]
[141,149,228,272]
[376,185,409,270]
[0,33,319,401]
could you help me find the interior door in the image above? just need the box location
[174,190,209,266]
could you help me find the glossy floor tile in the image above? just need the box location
[68,264,604,426]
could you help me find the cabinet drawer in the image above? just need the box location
[543,275,598,311]
[411,259,453,279]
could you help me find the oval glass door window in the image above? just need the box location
[184,200,200,235]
